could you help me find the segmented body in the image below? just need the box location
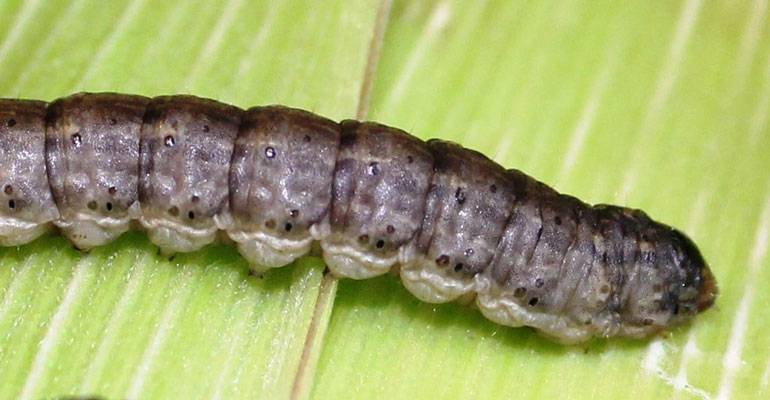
[0,93,716,343]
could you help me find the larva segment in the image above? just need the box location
[590,205,648,337]
[322,121,434,279]
[544,205,602,342]
[475,170,589,340]
[138,96,242,253]
[228,106,340,270]
[0,100,59,246]
[521,189,582,312]
[567,209,629,339]
[581,206,647,337]
[400,140,516,303]
[44,93,149,249]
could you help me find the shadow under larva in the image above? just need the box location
[0,92,717,344]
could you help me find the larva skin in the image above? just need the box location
[45,94,148,248]
[0,100,59,246]
[327,120,434,279]
[0,92,717,344]
[230,106,341,268]
[139,95,242,253]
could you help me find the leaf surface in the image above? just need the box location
[0,1,768,399]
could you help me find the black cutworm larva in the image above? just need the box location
[0,92,717,343]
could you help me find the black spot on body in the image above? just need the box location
[455,187,466,204]
[284,222,292,231]
[645,252,656,264]
[71,133,82,146]
[454,263,464,272]
[528,297,539,306]
[375,239,385,249]
[188,211,195,219]
[490,184,497,193]
[6,119,16,127]
[368,162,379,175]
[8,199,15,209]
[106,202,113,211]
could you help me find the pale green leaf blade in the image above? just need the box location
[1,1,769,400]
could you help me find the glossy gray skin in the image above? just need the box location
[416,140,517,277]
[0,92,717,343]
[399,140,518,303]
[138,95,242,253]
[45,93,149,248]
[228,106,340,268]
[325,120,434,278]
[0,100,59,246]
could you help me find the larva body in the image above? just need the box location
[0,92,717,344]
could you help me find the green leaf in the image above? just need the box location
[1,1,769,399]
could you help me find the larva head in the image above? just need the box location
[620,225,716,337]
[669,227,717,315]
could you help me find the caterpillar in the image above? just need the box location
[0,92,717,344]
